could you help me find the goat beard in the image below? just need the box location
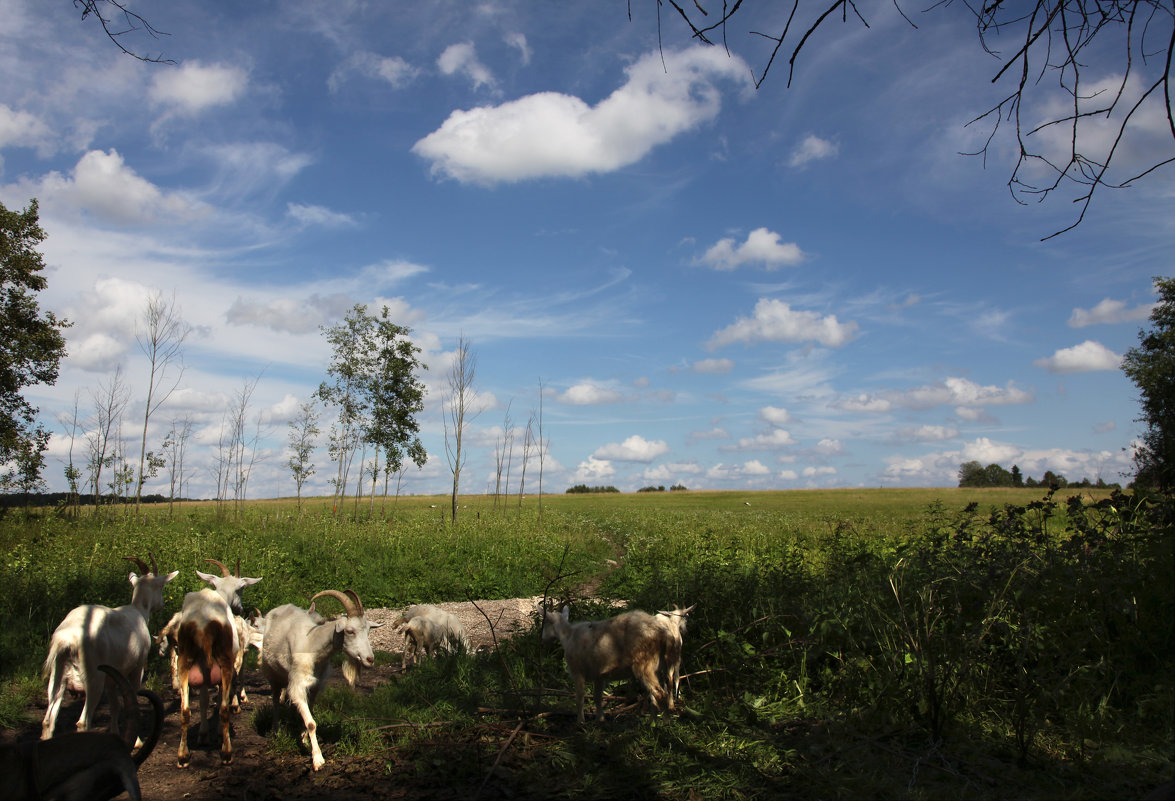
[341,657,361,688]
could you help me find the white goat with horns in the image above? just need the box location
[260,589,383,771]
[196,557,262,710]
[654,603,696,709]
[42,554,178,741]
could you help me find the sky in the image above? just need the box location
[0,0,1170,499]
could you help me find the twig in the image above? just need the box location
[473,719,525,800]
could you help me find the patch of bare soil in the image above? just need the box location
[10,597,547,801]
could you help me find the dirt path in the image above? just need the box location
[11,598,547,801]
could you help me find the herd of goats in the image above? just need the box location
[2,553,696,801]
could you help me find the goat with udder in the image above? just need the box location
[261,589,383,771]
[398,604,471,667]
[654,603,696,709]
[3,664,163,801]
[196,558,261,709]
[541,604,671,723]
[42,554,178,741]
[160,587,239,766]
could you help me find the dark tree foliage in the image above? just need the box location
[0,200,69,493]
[648,0,1174,238]
[1122,277,1175,491]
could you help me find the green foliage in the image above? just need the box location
[1123,276,1175,491]
[565,485,620,494]
[0,199,69,493]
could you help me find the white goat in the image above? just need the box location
[42,554,178,740]
[160,588,239,767]
[654,603,696,708]
[540,604,670,723]
[398,604,470,667]
[196,558,262,616]
[260,589,383,771]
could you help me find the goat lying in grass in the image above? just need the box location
[2,664,163,801]
[655,603,696,709]
[399,604,471,667]
[541,604,670,723]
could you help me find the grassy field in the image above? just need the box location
[1,486,1170,799]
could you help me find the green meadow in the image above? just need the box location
[1,487,1170,799]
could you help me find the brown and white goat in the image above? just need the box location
[541,604,670,723]
[164,588,238,767]
[261,589,383,771]
[42,554,177,740]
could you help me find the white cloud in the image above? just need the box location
[642,461,703,481]
[0,103,51,153]
[697,227,805,270]
[573,456,616,483]
[892,376,1033,409]
[593,435,670,463]
[438,43,496,91]
[898,425,959,442]
[1069,297,1154,327]
[789,134,838,167]
[759,405,792,426]
[709,298,858,349]
[1033,341,1122,373]
[149,61,247,115]
[33,149,200,225]
[814,438,844,455]
[226,293,354,334]
[67,332,125,372]
[413,47,750,184]
[558,382,625,405]
[732,429,796,450]
[803,466,837,477]
[328,51,418,92]
[688,427,729,443]
[693,358,733,374]
[836,393,893,413]
[706,460,771,482]
[505,32,531,65]
[286,203,358,228]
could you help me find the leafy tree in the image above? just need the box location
[0,199,68,493]
[650,1,1173,237]
[1122,277,1175,491]
[287,398,320,514]
[958,460,987,487]
[1011,464,1023,488]
[984,463,1014,488]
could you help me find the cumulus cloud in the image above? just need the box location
[328,51,418,92]
[505,32,531,64]
[696,227,805,270]
[759,407,792,427]
[836,393,893,413]
[1033,341,1122,373]
[814,438,844,455]
[707,460,771,482]
[412,47,750,184]
[1068,297,1154,327]
[788,134,838,167]
[573,456,616,483]
[67,332,125,372]
[693,358,733,374]
[0,104,51,153]
[558,382,625,405]
[149,61,247,115]
[226,293,355,334]
[35,149,199,225]
[892,376,1033,410]
[593,435,670,463]
[732,429,796,450]
[437,43,496,91]
[881,437,1131,486]
[688,427,729,444]
[803,466,837,477]
[898,424,959,442]
[708,298,858,349]
[642,461,703,481]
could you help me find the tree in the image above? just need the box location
[650,1,1173,238]
[317,305,373,512]
[958,460,987,487]
[163,415,193,514]
[86,364,130,510]
[443,336,478,523]
[1122,276,1175,491]
[1011,464,1023,488]
[133,290,190,508]
[0,199,69,493]
[74,0,174,63]
[287,398,320,514]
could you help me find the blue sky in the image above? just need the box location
[1,1,1169,499]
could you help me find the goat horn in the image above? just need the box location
[148,551,159,575]
[309,590,359,617]
[123,556,150,574]
[204,558,232,578]
[343,589,365,616]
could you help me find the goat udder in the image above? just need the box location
[188,663,224,687]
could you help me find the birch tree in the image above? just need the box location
[134,290,190,508]
[287,398,319,513]
[86,365,130,512]
[443,336,477,523]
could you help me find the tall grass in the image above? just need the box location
[1,487,1169,799]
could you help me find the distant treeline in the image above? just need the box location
[565,485,621,494]
[636,484,689,493]
[957,461,1122,490]
[0,492,197,508]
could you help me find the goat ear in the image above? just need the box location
[683,603,697,614]
[128,571,139,583]
[196,569,217,585]
[241,576,262,586]
[165,570,180,583]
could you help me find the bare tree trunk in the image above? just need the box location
[443,336,478,524]
[134,291,190,510]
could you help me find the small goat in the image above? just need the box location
[167,588,239,767]
[3,664,163,801]
[42,554,177,740]
[399,604,471,667]
[654,603,696,709]
[541,604,670,723]
[196,557,262,616]
[261,589,383,771]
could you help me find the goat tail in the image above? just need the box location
[42,631,78,684]
[134,688,165,767]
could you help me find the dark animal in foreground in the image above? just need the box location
[0,664,162,801]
